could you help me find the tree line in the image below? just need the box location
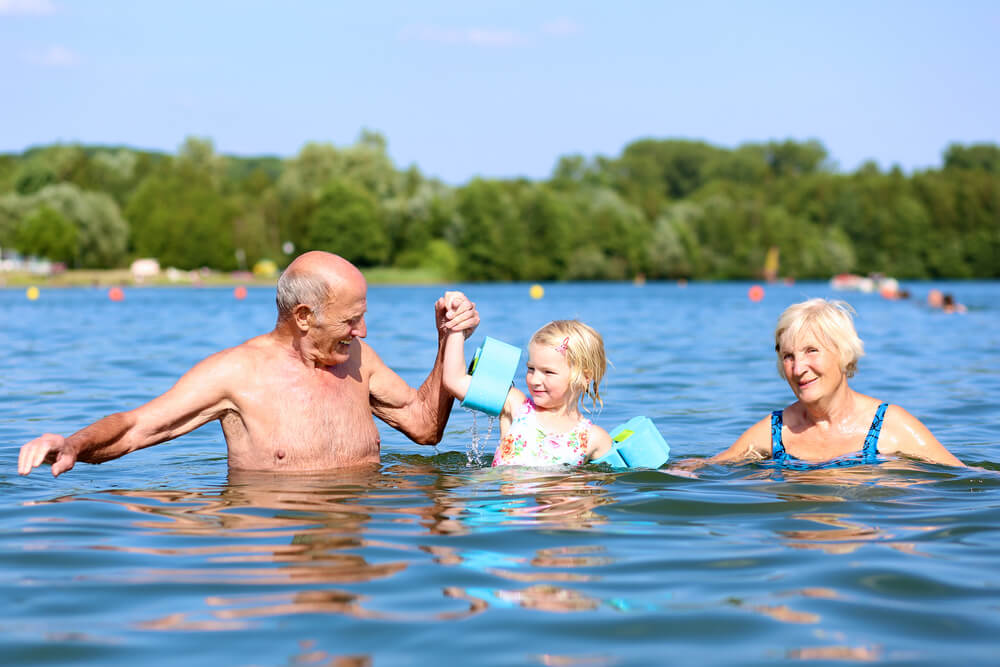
[1,132,997,280]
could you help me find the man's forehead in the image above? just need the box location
[325,292,367,311]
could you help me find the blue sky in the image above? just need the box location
[2,0,998,184]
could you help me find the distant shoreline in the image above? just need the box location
[0,266,450,288]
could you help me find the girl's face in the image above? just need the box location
[525,342,575,410]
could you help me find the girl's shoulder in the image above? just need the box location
[586,422,612,452]
[502,387,530,418]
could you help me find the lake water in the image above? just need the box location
[2,281,999,665]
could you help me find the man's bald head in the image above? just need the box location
[275,252,366,322]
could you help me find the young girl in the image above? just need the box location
[443,319,613,466]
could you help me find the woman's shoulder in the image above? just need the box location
[879,404,925,440]
[878,404,965,466]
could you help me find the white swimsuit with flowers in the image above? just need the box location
[492,398,592,467]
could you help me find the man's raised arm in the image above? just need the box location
[18,350,239,477]
[369,292,479,445]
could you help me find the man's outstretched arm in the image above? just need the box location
[18,350,238,477]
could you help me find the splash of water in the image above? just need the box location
[465,409,497,467]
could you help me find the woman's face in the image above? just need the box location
[778,327,845,402]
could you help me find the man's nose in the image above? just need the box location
[354,318,367,338]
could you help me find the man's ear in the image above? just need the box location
[292,304,313,332]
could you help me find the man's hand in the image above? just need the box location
[436,291,480,339]
[18,433,78,477]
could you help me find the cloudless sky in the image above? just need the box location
[2,0,998,183]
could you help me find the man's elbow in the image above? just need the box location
[410,424,445,446]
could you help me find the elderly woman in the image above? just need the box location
[712,298,963,468]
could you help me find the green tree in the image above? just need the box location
[943,143,1000,173]
[516,184,573,280]
[762,139,830,178]
[571,187,651,277]
[13,206,77,263]
[648,202,703,278]
[610,139,722,218]
[306,180,388,267]
[126,155,239,270]
[17,184,129,268]
[452,179,525,280]
[383,181,454,265]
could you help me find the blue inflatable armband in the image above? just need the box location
[592,416,670,468]
[461,337,522,416]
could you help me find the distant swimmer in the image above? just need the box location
[942,293,967,314]
[18,251,480,477]
[927,289,944,308]
[708,298,964,468]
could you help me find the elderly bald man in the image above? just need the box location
[19,251,480,476]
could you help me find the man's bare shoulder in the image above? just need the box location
[196,333,287,378]
[356,340,383,377]
[242,331,306,359]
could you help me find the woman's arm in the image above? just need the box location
[709,415,772,464]
[879,405,965,467]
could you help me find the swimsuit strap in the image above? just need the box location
[770,410,786,463]
[862,402,889,463]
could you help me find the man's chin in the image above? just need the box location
[329,345,354,364]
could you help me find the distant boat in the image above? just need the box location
[763,246,780,282]
[830,273,899,296]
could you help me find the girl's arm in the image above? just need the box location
[585,425,613,462]
[442,331,472,401]
[498,386,526,435]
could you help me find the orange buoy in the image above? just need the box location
[234,285,248,300]
[108,286,125,302]
[748,284,764,302]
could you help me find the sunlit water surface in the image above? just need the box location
[2,281,999,665]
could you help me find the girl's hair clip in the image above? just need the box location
[555,337,569,354]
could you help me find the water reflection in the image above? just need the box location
[756,466,942,555]
[25,463,623,626]
[447,584,602,612]
[786,644,881,661]
[287,643,372,667]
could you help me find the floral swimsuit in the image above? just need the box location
[492,397,592,467]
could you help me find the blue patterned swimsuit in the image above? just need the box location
[770,402,888,470]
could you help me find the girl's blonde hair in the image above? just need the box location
[530,319,607,412]
[774,298,865,380]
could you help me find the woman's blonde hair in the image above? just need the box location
[774,298,864,380]
[530,320,607,412]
